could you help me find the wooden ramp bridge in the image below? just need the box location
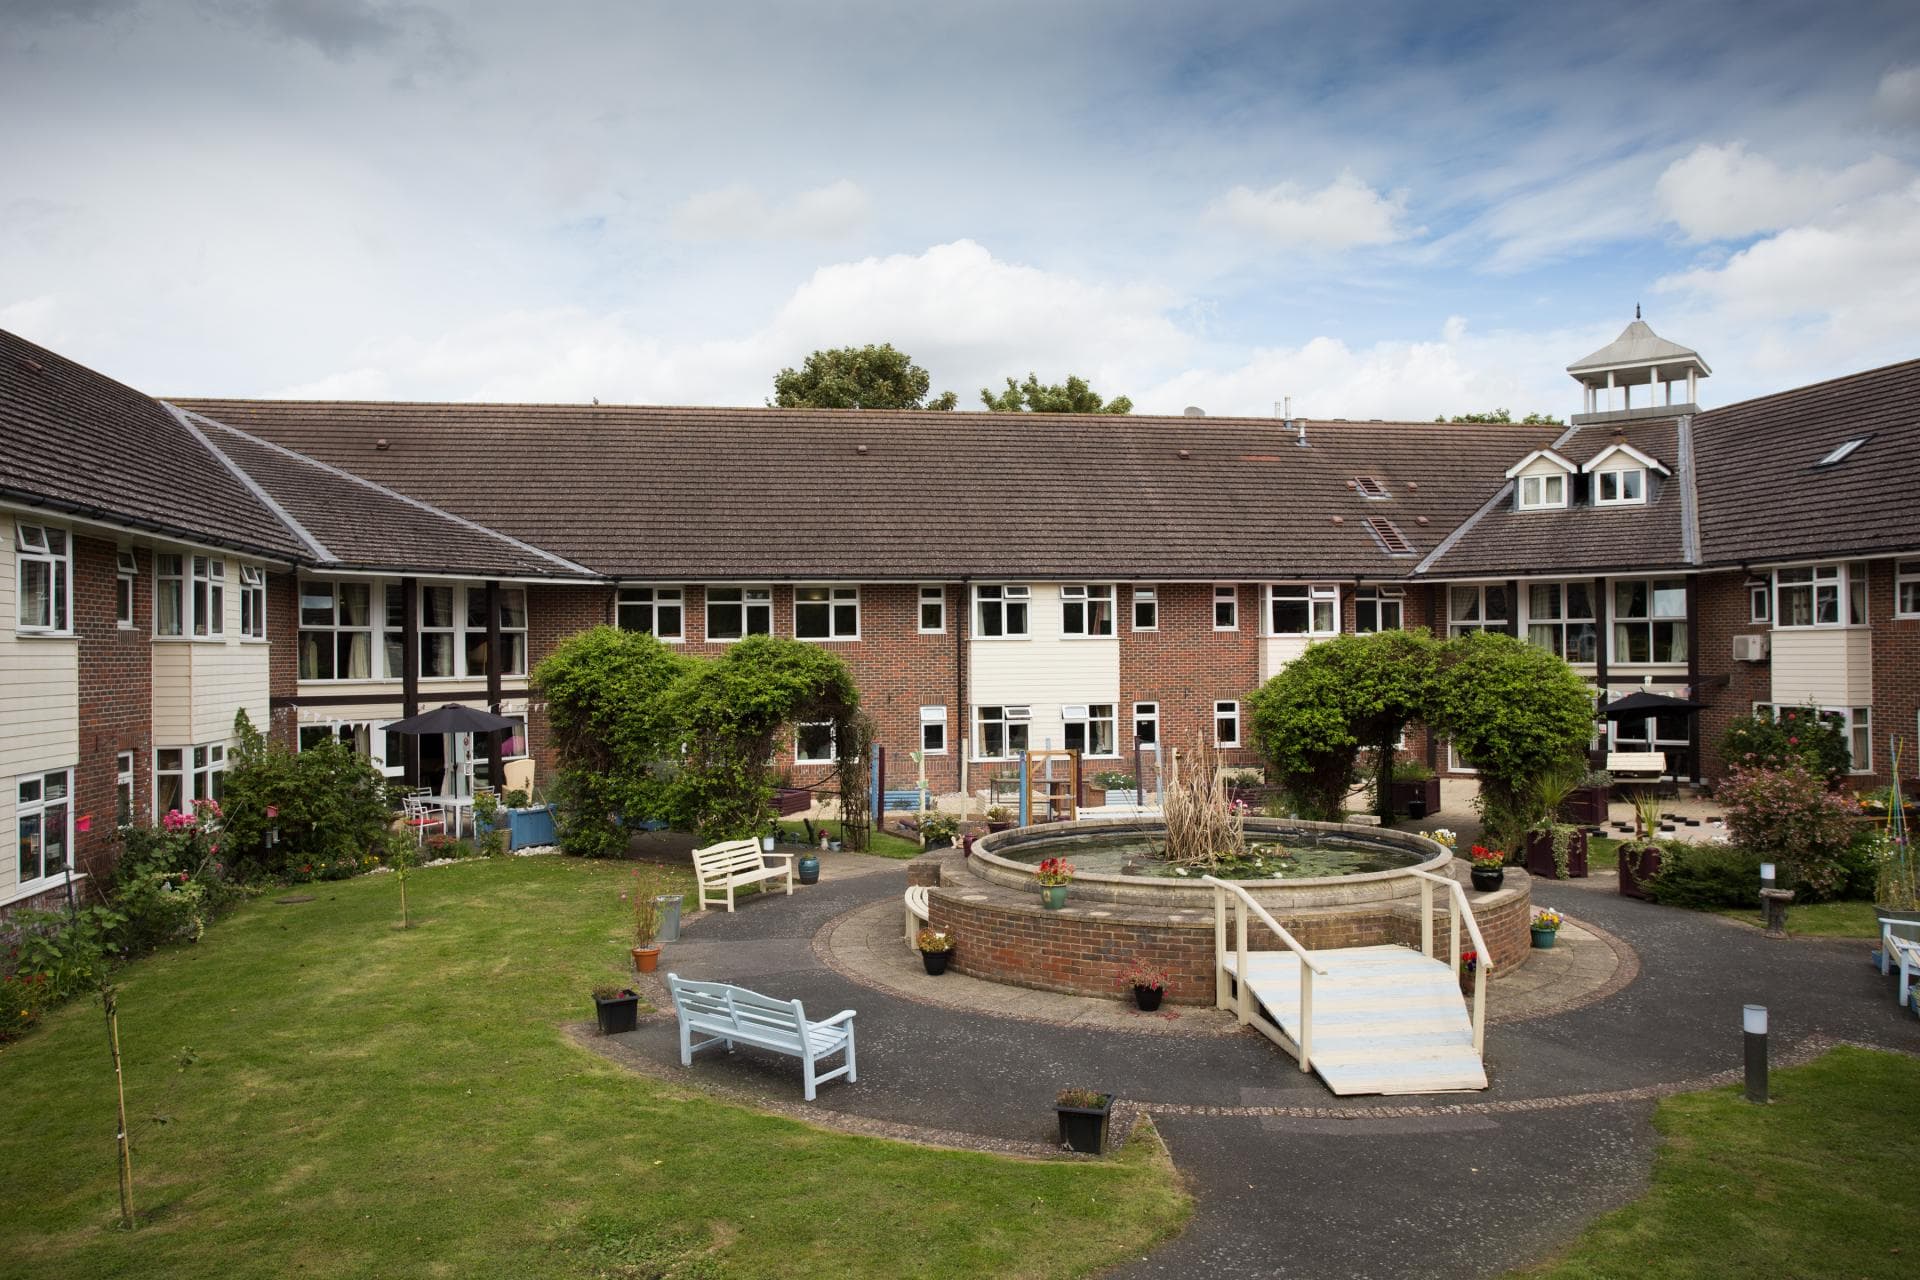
[1206,872,1489,1096]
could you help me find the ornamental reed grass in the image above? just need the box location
[625,866,667,945]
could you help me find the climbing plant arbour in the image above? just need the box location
[532,627,690,859]
[666,636,861,844]
[1430,631,1596,848]
[1246,630,1441,821]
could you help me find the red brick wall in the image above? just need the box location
[1119,582,1262,769]
[265,570,299,748]
[1693,569,1772,779]
[73,536,150,888]
[1869,561,1919,788]
[525,584,616,781]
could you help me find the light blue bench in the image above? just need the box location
[666,974,857,1101]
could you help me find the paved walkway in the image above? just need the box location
[602,849,1919,1279]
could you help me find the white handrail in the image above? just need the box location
[1407,868,1488,1054]
[1203,876,1328,1071]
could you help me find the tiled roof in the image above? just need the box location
[0,330,310,559]
[1693,358,1920,565]
[183,412,593,579]
[169,399,1561,580]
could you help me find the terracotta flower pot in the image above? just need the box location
[631,945,662,973]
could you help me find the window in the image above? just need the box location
[1354,587,1403,633]
[1816,438,1867,467]
[918,586,945,633]
[1448,584,1512,636]
[795,586,859,639]
[1899,562,1920,618]
[299,581,374,680]
[975,585,1030,638]
[1774,565,1842,628]
[1846,707,1871,773]
[706,586,772,640]
[238,565,266,640]
[795,721,836,764]
[115,549,137,628]
[155,744,224,817]
[1213,585,1238,630]
[1061,585,1114,637]
[300,722,372,756]
[1214,701,1240,748]
[419,585,457,676]
[1526,582,1598,663]
[155,553,185,636]
[975,705,1030,759]
[14,523,71,633]
[382,586,405,678]
[1518,473,1567,510]
[618,587,684,639]
[462,588,529,677]
[920,706,947,755]
[1612,578,1688,664]
[1749,582,1771,624]
[15,769,72,891]
[1594,468,1645,505]
[115,752,135,827]
[1063,704,1117,757]
[1268,584,1337,636]
[1849,562,1868,626]
[1133,702,1159,749]
[1132,586,1158,631]
[191,556,225,636]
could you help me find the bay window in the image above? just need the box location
[238,565,266,639]
[795,586,859,639]
[1527,582,1598,663]
[618,587,684,638]
[1061,585,1114,637]
[1774,565,1841,628]
[1268,584,1338,635]
[1612,579,1688,664]
[975,585,1029,638]
[191,556,225,636]
[155,553,185,636]
[299,580,374,680]
[706,586,772,640]
[13,523,70,634]
[16,769,72,891]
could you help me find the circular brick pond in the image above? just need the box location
[917,818,1533,1005]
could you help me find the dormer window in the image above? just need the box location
[1594,467,1645,505]
[1518,474,1567,510]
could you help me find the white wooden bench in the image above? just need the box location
[1606,751,1667,783]
[691,838,793,912]
[665,973,857,1101]
[1880,917,1920,1009]
[903,885,930,950]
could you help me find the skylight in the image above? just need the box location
[1815,437,1868,467]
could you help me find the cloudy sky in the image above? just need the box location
[4,1,1918,419]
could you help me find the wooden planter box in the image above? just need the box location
[773,787,812,817]
[1618,843,1662,900]
[1560,785,1610,826]
[1524,828,1589,880]
[1387,778,1441,818]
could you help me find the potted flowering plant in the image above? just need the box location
[1531,908,1563,949]
[1119,959,1169,1012]
[1458,948,1479,995]
[590,983,641,1035]
[920,812,961,850]
[1034,857,1075,909]
[986,806,1015,833]
[1467,844,1505,892]
[1054,1086,1115,1155]
[915,927,955,976]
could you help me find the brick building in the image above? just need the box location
[4,319,1916,908]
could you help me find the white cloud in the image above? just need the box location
[1655,142,1910,242]
[1209,170,1414,250]
[670,179,872,241]
[1876,63,1920,123]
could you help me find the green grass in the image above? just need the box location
[1516,1046,1920,1279]
[0,857,1187,1279]
[776,820,923,859]
[1712,898,1885,938]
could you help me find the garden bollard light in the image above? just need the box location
[1759,861,1775,891]
[1743,1005,1768,1104]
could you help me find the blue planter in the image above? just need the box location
[503,805,557,850]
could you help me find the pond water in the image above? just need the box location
[998,828,1427,881]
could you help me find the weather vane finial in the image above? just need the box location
[1635,303,1641,320]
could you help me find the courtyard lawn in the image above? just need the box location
[1518,1045,1920,1279]
[1712,897,1883,939]
[0,857,1187,1280]
[777,819,923,859]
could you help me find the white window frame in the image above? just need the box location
[155,553,185,637]
[794,585,860,641]
[974,704,1030,760]
[1594,467,1646,506]
[1897,561,1920,619]
[115,751,135,827]
[1062,703,1119,758]
[15,768,74,897]
[705,586,773,642]
[1061,584,1115,638]
[1132,586,1158,632]
[617,586,685,640]
[1213,584,1238,631]
[238,565,266,641]
[300,580,377,681]
[919,705,948,755]
[1610,578,1689,666]
[1132,702,1159,750]
[191,555,226,637]
[1354,587,1404,634]
[795,721,837,764]
[1773,565,1845,630]
[1524,581,1599,664]
[1448,583,1513,636]
[466,586,529,678]
[155,743,225,818]
[1749,582,1771,624]
[14,523,72,635]
[1214,700,1241,748]
[974,584,1030,639]
[1266,583,1339,637]
[1517,473,1567,510]
[917,585,946,634]
[115,549,137,629]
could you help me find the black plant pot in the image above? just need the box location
[1056,1094,1115,1155]
[1470,866,1505,893]
[921,950,952,976]
[593,990,640,1035]
[1132,985,1164,1012]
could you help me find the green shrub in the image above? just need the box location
[1719,705,1852,783]
[1718,763,1860,900]
[219,710,401,879]
[1648,843,1762,909]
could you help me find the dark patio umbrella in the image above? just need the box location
[1597,690,1707,720]
[380,704,517,736]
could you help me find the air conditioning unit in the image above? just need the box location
[1732,634,1771,662]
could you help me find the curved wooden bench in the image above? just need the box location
[903,885,930,950]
